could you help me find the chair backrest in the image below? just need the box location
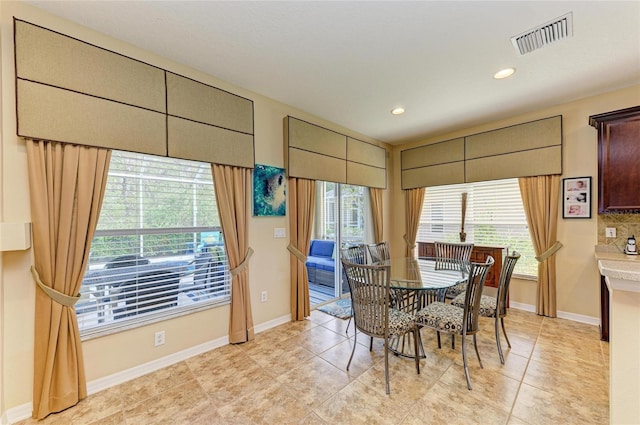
[115,269,180,319]
[435,241,474,271]
[340,244,367,264]
[367,241,390,263]
[104,254,150,269]
[194,252,215,288]
[496,251,521,317]
[461,255,494,334]
[309,239,335,258]
[341,259,391,339]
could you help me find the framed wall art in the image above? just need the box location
[562,176,591,219]
[253,164,286,216]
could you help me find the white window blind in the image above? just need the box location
[418,178,537,277]
[76,151,230,336]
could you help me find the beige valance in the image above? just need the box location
[401,115,562,189]
[284,116,386,188]
[14,19,254,168]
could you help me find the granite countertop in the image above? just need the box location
[595,245,640,288]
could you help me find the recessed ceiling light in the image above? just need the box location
[494,68,516,79]
[391,107,405,115]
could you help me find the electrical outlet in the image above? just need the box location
[606,227,617,238]
[261,291,267,302]
[274,228,286,238]
[154,330,165,346]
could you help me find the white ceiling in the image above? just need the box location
[23,1,640,145]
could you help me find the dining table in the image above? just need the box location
[374,256,469,358]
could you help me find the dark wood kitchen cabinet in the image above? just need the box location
[600,274,609,342]
[589,106,640,213]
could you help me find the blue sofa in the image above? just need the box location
[306,239,336,287]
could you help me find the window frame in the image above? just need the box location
[77,151,231,340]
[418,178,537,279]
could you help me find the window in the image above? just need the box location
[309,182,370,303]
[318,182,368,246]
[76,151,230,337]
[418,178,537,277]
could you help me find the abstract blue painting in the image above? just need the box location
[253,164,286,216]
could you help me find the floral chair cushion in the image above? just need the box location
[446,281,467,298]
[451,293,497,318]
[415,302,464,333]
[388,308,416,337]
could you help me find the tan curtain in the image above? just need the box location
[25,139,111,419]
[519,175,561,317]
[287,177,316,321]
[404,188,425,257]
[369,187,384,243]
[212,164,254,343]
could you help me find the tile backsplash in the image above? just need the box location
[598,213,640,248]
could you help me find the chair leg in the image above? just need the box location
[413,328,421,375]
[495,315,505,364]
[369,336,374,352]
[437,331,441,349]
[461,334,472,390]
[473,334,483,369]
[384,339,390,394]
[451,334,455,349]
[347,329,358,371]
[346,317,351,335]
[501,317,512,348]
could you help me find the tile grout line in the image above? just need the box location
[503,315,545,425]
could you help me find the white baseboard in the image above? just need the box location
[4,313,291,424]
[509,301,536,313]
[509,301,600,326]
[556,310,600,326]
[4,404,30,425]
[254,314,292,333]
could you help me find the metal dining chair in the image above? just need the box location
[340,245,368,337]
[341,244,367,264]
[452,251,520,364]
[366,241,390,263]
[434,241,474,299]
[415,256,494,390]
[341,258,420,394]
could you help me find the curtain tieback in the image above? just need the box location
[230,247,254,277]
[535,241,563,263]
[287,244,307,263]
[403,234,415,249]
[30,266,80,307]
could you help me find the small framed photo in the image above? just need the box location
[562,177,591,219]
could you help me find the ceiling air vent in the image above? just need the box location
[511,12,573,55]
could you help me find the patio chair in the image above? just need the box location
[342,258,420,394]
[113,269,181,319]
[415,255,494,390]
[452,251,520,364]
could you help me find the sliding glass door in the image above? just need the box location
[308,181,370,306]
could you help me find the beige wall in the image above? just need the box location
[0,2,391,412]
[2,0,638,416]
[391,84,640,320]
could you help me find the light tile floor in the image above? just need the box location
[16,308,609,425]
